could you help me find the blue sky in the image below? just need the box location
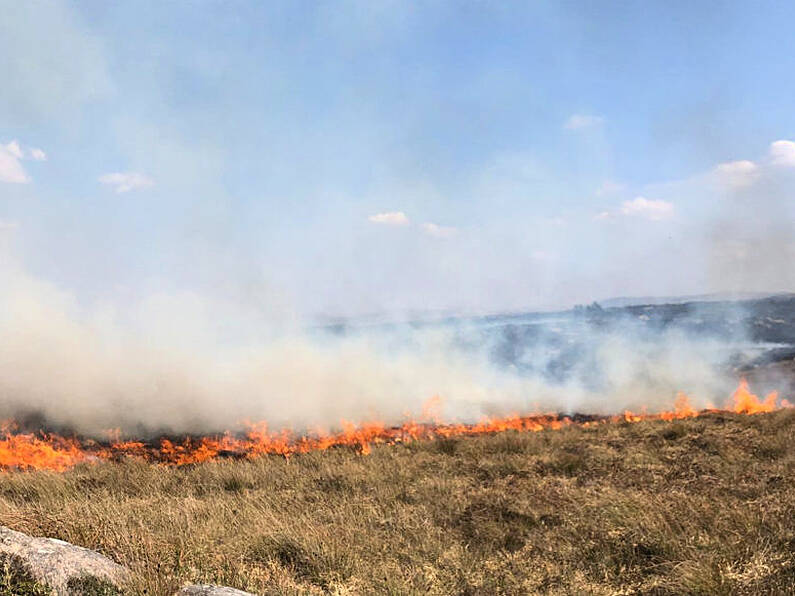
[2,1,795,317]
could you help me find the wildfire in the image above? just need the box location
[0,422,85,472]
[0,380,790,472]
[731,378,778,414]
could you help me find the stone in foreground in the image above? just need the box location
[0,525,128,595]
[176,585,258,596]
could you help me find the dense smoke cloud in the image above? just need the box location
[0,254,754,437]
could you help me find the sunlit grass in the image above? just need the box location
[0,409,792,594]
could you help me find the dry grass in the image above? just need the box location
[0,410,793,595]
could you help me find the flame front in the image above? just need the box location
[0,422,86,471]
[731,378,778,414]
[0,379,790,472]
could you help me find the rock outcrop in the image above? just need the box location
[0,525,128,595]
[0,526,259,596]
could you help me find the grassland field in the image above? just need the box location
[0,409,793,595]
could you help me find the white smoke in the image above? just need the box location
[0,255,749,438]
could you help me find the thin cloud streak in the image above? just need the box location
[99,172,155,193]
[620,197,674,220]
[421,222,458,238]
[368,211,410,226]
[564,113,604,130]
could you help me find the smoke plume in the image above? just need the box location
[0,254,755,438]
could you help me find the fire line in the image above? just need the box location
[0,379,790,472]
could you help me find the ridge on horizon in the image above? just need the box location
[314,290,795,328]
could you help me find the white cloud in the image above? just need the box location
[769,140,795,167]
[564,113,604,131]
[0,140,49,183]
[620,197,674,221]
[29,148,47,161]
[368,211,410,226]
[98,172,155,193]
[0,219,19,231]
[0,141,30,184]
[421,222,458,238]
[5,140,23,159]
[713,159,758,188]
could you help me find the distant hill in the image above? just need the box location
[599,292,793,309]
[313,291,795,330]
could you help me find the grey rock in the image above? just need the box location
[0,525,128,595]
[176,585,258,596]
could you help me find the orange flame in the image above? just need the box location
[729,378,778,414]
[0,422,86,471]
[0,380,790,472]
[659,392,698,421]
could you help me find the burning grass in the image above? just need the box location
[0,397,792,594]
[0,380,789,472]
